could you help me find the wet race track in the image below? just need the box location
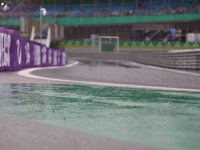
[32,59,200,90]
[1,59,200,150]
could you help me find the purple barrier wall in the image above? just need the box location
[0,27,12,71]
[0,28,67,71]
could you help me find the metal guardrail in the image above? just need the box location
[66,49,200,70]
[131,49,200,70]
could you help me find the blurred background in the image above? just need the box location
[1,0,200,50]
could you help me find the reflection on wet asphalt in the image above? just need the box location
[80,61,141,69]
[0,83,200,150]
[32,59,200,90]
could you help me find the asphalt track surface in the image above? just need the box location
[30,58,200,91]
[1,58,200,150]
[0,115,158,150]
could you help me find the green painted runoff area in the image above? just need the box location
[0,13,200,27]
[0,83,200,150]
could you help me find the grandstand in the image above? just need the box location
[1,0,199,17]
[1,0,200,47]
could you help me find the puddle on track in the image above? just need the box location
[0,83,200,150]
[80,60,141,69]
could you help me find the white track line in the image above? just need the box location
[17,61,200,92]
[17,61,79,79]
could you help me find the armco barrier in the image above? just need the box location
[0,27,67,71]
[131,50,200,70]
[67,49,200,70]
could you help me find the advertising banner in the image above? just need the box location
[21,38,32,68]
[47,48,53,67]
[0,27,67,71]
[41,44,48,67]
[32,41,42,68]
[7,29,21,71]
[0,27,6,71]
